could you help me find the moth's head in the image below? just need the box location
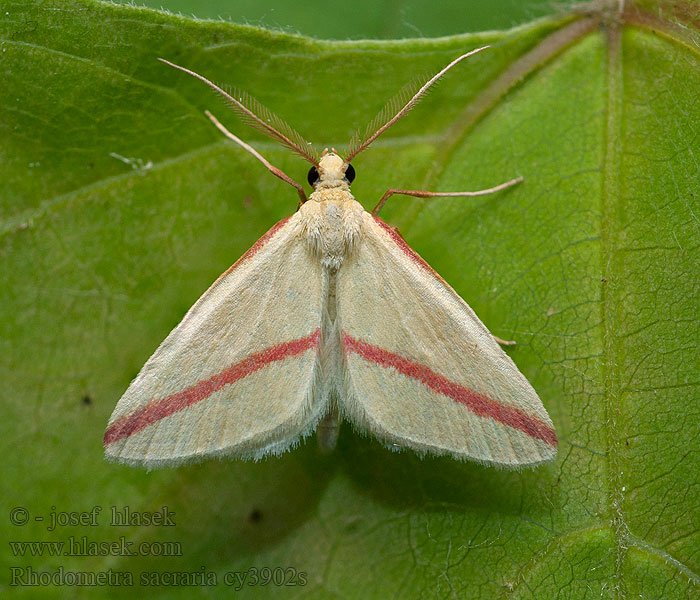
[307,148,356,189]
[160,49,492,204]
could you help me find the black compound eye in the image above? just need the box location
[307,166,320,188]
[344,163,356,183]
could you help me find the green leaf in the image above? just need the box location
[1,1,698,598]
[107,0,575,39]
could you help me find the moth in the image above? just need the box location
[104,47,557,469]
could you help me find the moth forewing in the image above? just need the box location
[338,213,557,467]
[104,216,327,467]
[104,49,557,468]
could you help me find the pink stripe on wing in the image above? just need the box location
[343,333,557,446]
[372,216,449,287]
[210,216,292,288]
[104,329,320,446]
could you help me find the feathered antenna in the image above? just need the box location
[346,76,426,161]
[344,46,489,164]
[159,59,319,166]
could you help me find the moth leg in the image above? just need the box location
[372,176,523,216]
[493,335,516,346]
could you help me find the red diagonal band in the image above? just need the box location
[104,329,320,446]
[343,333,557,446]
[372,216,449,287]
[209,216,292,289]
